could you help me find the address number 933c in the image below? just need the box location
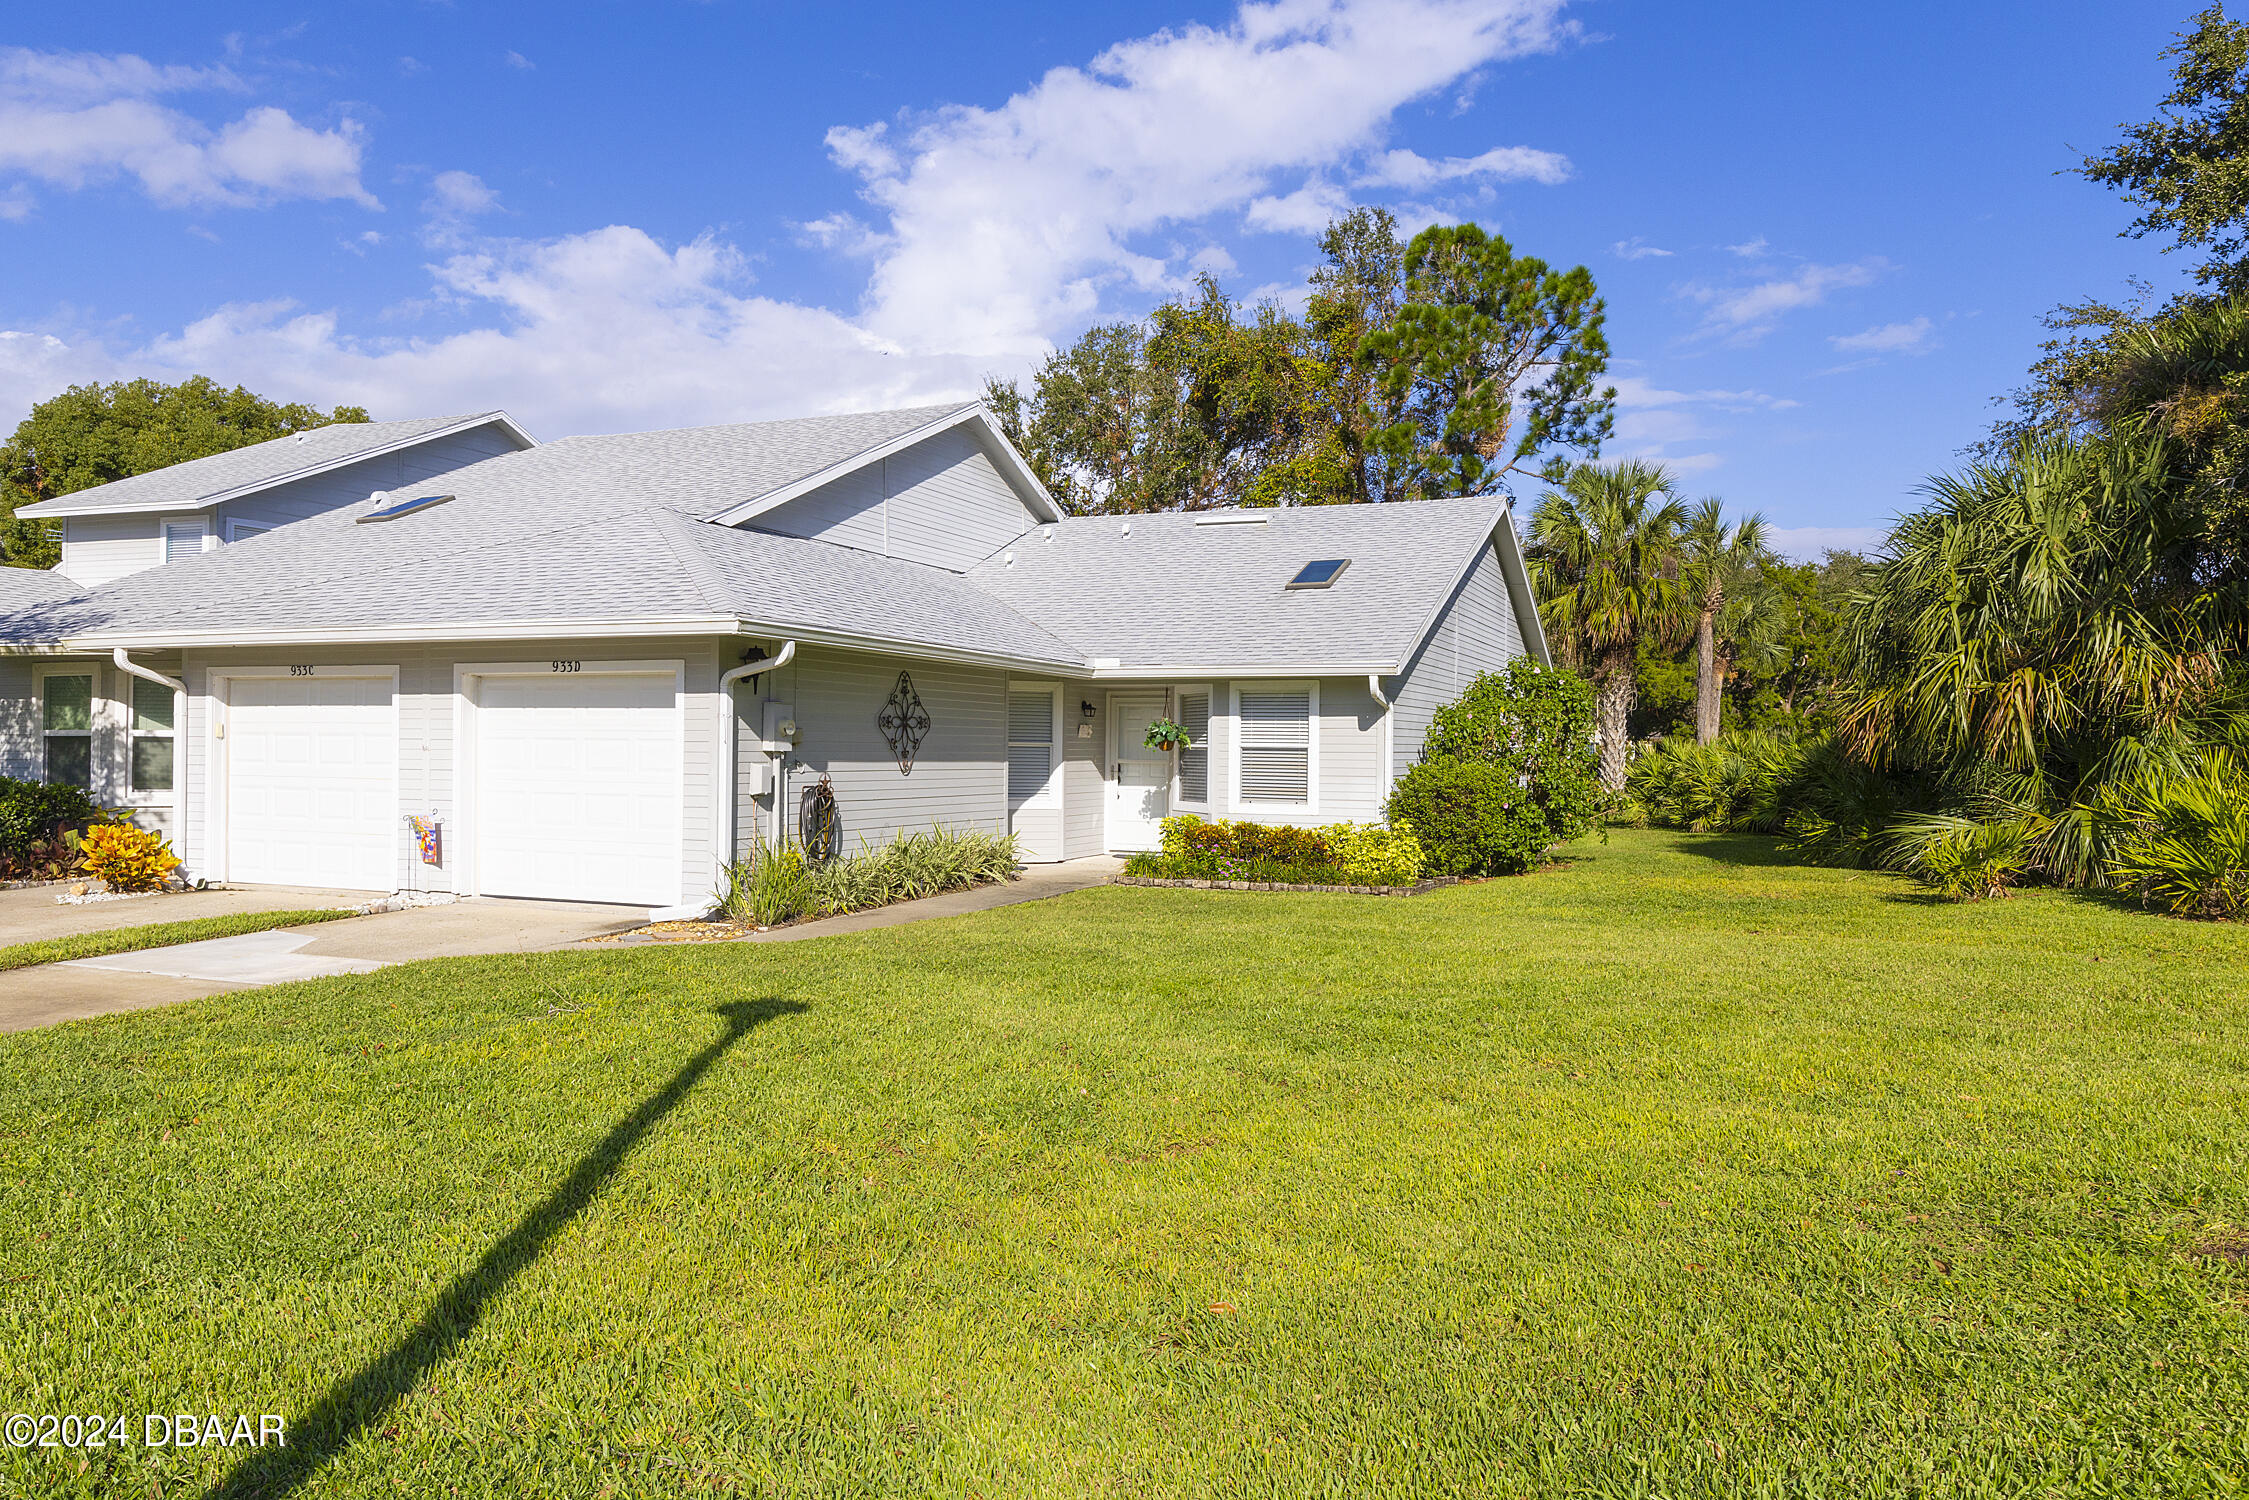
[551,660,582,673]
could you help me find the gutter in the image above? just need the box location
[110,648,188,858]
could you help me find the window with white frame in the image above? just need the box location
[1174,687,1212,806]
[1236,685,1313,807]
[40,672,93,788]
[1007,686,1058,809]
[130,677,175,795]
[162,519,208,565]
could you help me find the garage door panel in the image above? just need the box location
[475,671,680,906]
[226,674,397,891]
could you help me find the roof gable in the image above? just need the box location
[15,412,536,519]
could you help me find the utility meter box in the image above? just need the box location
[740,759,773,795]
[759,701,796,755]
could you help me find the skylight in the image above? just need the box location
[356,493,454,524]
[1285,558,1350,589]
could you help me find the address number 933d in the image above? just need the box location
[551,660,582,673]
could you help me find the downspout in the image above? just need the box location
[1368,672,1394,813]
[712,639,796,905]
[112,648,188,869]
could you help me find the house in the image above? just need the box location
[0,401,1548,915]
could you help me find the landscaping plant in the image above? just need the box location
[0,774,106,881]
[75,823,182,893]
[1888,815,2039,902]
[1385,757,1552,876]
[808,826,1021,915]
[2101,755,2249,919]
[721,839,815,926]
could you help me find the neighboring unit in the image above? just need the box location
[0,400,1547,914]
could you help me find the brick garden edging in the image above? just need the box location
[1113,875,1461,896]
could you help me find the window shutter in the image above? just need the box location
[1236,689,1310,804]
[1007,690,1054,808]
[1176,690,1211,803]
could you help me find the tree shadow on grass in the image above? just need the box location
[1657,833,1804,869]
[206,997,806,1500]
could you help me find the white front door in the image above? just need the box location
[225,673,397,890]
[472,671,682,906]
[1107,692,1171,852]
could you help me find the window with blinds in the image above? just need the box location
[1176,689,1211,804]
[162,520,207,566]
[1236,687,1311,805]
[1007,689,1056,808]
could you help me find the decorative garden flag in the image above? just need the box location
[409,816,442,866]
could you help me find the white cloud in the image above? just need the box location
[1829,315,1934,355]
[1599,373,1802,478]
[1608,374,1798,413]
[1611,236,1671,260]
[502,51,535,71]
[425,169,498,218]
[1354,144,1570,189]
[1725,235,1769,258]
[1685,258,1887,340]
[0,1,1577,437]
[0,46,375,212]
[0,227,978,440]
[1768,524,1886,562]
[832,0,1573,360]
[1245,178,1353,234]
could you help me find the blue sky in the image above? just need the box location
[0,1,2201,554]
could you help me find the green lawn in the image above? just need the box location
[2,831,2245,1497]
[0,909,353,973]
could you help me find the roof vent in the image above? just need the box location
[1285,558,1350,590]
[294,432,309,443]
[1120,521,1131,536]
[358,493,454,524]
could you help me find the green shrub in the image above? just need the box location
[1416,661,1604,849]
[1159,815,1333,865]
[1385,757,1552,876]
[1627,733,1801,834]
[1777,739,1925,869]
[1322,821,1425,884]
[2101,759,2249,919]
[0,775,107,878]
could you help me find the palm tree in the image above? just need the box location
[1678,497,1774,743]
[1526,459,1688,789]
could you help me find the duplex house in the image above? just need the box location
[0,401,1547,916]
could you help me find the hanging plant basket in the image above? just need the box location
[1143,717,1192,752]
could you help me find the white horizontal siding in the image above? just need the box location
[1389,539,1525,772]
[58,515,160,586]
[735,644,1007,859]
[750,425,1042,573]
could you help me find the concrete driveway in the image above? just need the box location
[0,896,645,1034]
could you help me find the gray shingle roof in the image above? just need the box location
[0,566,86,609]
[0,401,1511,676]
[968,496,1512,671]
[13,413,521,518]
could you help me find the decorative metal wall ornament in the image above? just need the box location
[877,671,931,773]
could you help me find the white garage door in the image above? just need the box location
[474,671,682,906]
[226,673,398,890]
